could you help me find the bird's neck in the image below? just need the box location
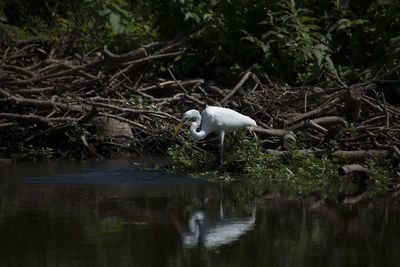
[190,117,208,140]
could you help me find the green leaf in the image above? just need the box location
[299,16,313,23]
[325,56,337,74]
[184,12,200,23]
[109,12,123,33]
[203,13,213,21]
[303,24,320,31]
[337,18,351,30]
[311,48,323,66]
[389,47,400,56]
[351,19,369,26]
[390,36,400,44]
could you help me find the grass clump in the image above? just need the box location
[167,130,398,200]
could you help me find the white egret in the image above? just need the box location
[172,106,257,167]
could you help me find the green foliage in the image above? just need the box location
[167,129,397,200]
[1,0,157,52]
[19,144,54,159]
[341,123,359,138]
[241,1,336,82]
[144,0,400,88]
[167,140,214,173]
[365,158,398,195]
[1,0,399,89]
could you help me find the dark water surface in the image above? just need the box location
[1,159,400,267]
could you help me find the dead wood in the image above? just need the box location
[103,48,148,67]
[249,126,292,137]
[284,95,344,126]
[222,70,251,104]
[344,85,363,121]
[94,117,133,143]
[1,24,400,166]
[138,79,204,93]
[338,164,368,176]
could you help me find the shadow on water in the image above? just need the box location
[1,159,400,267]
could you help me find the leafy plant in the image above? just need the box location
[241,1,336,83]
[2,0,400,91]
[166,127,399,201]
[19,144,54,159]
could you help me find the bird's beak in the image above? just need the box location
[172,120,185,139]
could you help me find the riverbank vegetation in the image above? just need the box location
[1,0,399,201]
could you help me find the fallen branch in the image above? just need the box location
[1,29,400,166]
[284,96,344,126]
[338,164,368,176]
[87,101,179,121]
[222,70,251,104]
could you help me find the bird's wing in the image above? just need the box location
[202,107,255,132]
[200,108,218,133]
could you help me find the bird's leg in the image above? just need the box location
[219,130,225,171]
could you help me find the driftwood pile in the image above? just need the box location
[0,29,197,158]
[1,28,400,169]
[247,77,400,163]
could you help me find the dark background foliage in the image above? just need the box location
[1,0,399,99]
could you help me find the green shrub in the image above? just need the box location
[1,0,399,90]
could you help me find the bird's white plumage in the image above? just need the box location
[173,106,256,167]
[200,106,256,134]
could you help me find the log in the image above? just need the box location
[0,90,84,112]
[289,116,347,131]
[103,48,148,67]
[0,112,53,127]
[282,132,297,150]
[94,117,133,145]
[285,96,343,126]
[249,126,291,137]
[338,164,368,176]
[344,85,363,121]
[331,150,393,161]
[313,116,347,127]
[306,120,328,134]
[249,126,297,150]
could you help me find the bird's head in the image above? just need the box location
[172,110,200,139]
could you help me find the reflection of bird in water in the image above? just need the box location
[182,183,256,249]
[181,207,256,249]
[181,211,206,247]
